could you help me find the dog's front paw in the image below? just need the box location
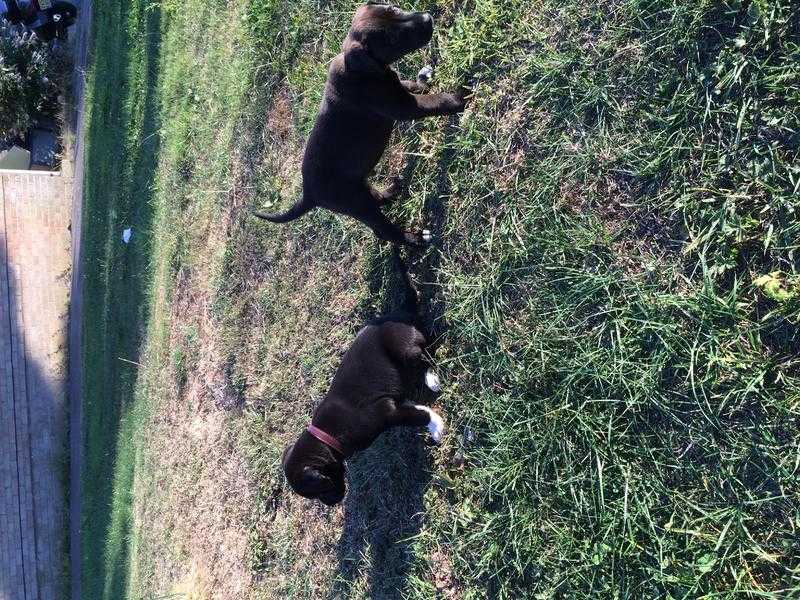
[425,369,442,392]
[403,231,431,247]
[427,409,445,443]
[417,65,434,85]
[417,405,445,443]
[445,85,473,113]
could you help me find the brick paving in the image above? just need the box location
[0,171,72,600]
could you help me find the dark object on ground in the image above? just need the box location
[253,2,468,247]
[29,126,59,169]
[1,0,77,40]
[282,253,444,506]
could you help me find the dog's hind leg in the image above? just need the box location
[389,402,445,443]
[357,206,429,247]
[370,180,402,207]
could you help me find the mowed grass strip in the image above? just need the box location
[81,0,800,598]
[79,0,161,597]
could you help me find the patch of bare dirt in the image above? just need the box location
[593,170,683,276]
[495,147,526,192]
[131,198,261,596]
[266,87,294,140]
[380,139,407,182]
[135,263,255,598]
[259,86,304,208]
[248,502,344,597]
[430,548,464,600]
[170,561,212,600]
[482,78,552,195]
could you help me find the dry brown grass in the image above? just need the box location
[128,81,382,598]
[131,260,256,598]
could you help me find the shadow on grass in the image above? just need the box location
[328,119,460,600]
[329,430,433,600]
[416,116,460,344]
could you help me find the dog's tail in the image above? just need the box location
[393,250,419,316]
[252,199,312,223]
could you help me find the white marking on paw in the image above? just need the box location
[425,369,441,392]
[416,405,445,443]
[422,229,432,243]
[417,65,434,84]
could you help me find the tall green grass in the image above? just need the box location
[404,1,800,597]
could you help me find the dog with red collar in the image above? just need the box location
[281,255,443,505]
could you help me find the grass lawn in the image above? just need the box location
[78,0,162,597]
[80,0,800,598]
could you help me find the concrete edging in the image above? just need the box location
[0,169,61,176]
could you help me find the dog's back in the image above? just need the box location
[325,251,423,407]
[305,59,396,185]
[327,321,420,404]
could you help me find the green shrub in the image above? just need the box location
[0,25,64,138]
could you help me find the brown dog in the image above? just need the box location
[282,254,444,505]
[254,2,467,246]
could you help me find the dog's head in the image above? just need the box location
[282,442,346,506]
[344,2,434,70]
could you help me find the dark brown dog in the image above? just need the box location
[282,255,444,505]
[254,2,467,246]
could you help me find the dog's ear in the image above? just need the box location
[344,38,380,73]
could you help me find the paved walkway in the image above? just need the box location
[0,4,91,598]
[0,171,72,600]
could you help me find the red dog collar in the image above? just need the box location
[307,424,346,457]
